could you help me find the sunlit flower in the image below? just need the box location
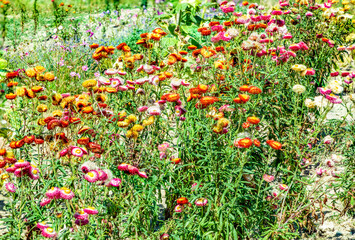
[60,187,75,200]
[40,198,51,207]
[46,187,61,199]
[279,184,288,191]
[84,206,99,215]
[84,171,99,182]
[304,99,316,108]
[41,227,57,238]
[110,178,122,187]
[263,174,275,182]
[195,198,208,207]
[292,84,306,94]
[323,135,334,144]
[5,182,16,193]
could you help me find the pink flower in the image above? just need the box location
[325,95,342,104]
[105,68,118,75]
[84,171,99,182]
[71,147,85,157]
[82,65,88,71]
[46,187,61,199]
[127,165,139,175]
[117,163,129,171]
[289,44,301,52]
[109,178,122,187]
[283,33,292,39]
[138,106,148,112]
[37,221,49,229]
[60,187,75,200]
[97,169,108,181]
[41,227,57,238]
[160,233,170,240]
[305,12,313,17]
[60,148,69,157]
[74,211,89,220]
[5,182,16,193]
[271,10,283,15]
[158,143,170,152]
[263,174,275,182]
[138,171,148,179]
[84,207,99,215]
[147,106,161,115]
[94,71,100,77]
[75,219,89,226]
[316,168,324,176]
[174,204,183,213]
[29,166,40,180]
[70,72,77,77]
[211,25,223,32]
[318,87,332,95]
[302,68,315,76]
[40,198,51,207]
[195,198,208,207]
[279,184,288,191]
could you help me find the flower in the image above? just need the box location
[177,197,189,205]
[247,116,260,124]
[160,233,170,240]
[80,161,98,173]
[60,187,75,200]
[147,105,161,116]
[71,147,85,157]
[138,171,148,178]
[279,184,288,191]
[291,64,307,72]
[84,206,99,215]
[174,204,183,213]
[292,84,306,94]
[195,198,208,206]
[75,218,89,226]
[304,99,316,108]
[158,143,169,152]
[5,182,16,193]
[323,135,334,144]
[236,138,253,148]
[110,178,122,187]
[263,174,275,182]
[37,221,49,229]
[41,227,57,238]
[40,198,51,207]
[84,171,99,182]
[82,65,88,71]
[266,140,282,150]
[74,210,89,220]
[46,187,61,199]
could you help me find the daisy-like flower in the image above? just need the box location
[37,221,49,229]
[279,184,288,191]
[71,147,87,157]
[46,187,61,199]
[160,233,170,240]
[60,187,75,200]
[138,106,148,112]
[5,182,17,193]
[127,165,139,175]
[41,227,57,238]
[104,68,118,75]
[40,198,51,207]
[138,171,148,179]
[292,84,306,94]
[147,105,161,116]
[117,163,129,171]
[323,135,334,144]
[84,206,99,215]
[195,198,208,207]
[84,170,99,182]
[158,143,169,152]
[29,166,40,180]
[74,210,89,220]
[174,204,183,213]
[110,178,122,187]
[263,174,275,182]
[97,169,108,181]
[14,159,30,168]
[75,218,89,226]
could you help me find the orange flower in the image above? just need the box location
[0,149,6,156]
[197,84,208,93]
[247,116,260,125]
[90,43,99,49]
[6,71,19,79]
[242,122,250,128]
[77,137,90,145]
[242,1,249,6]
[223,21,234,26]
[152,28,167,36]
[201,29,211,36]
[266,140,282,150]
[24,135,35,144]
[209,21,220,27]
[253,139,261,147]
[25,68,36,78]
[179,51,188,55]
[82,106,94,114]
[200,96,218,106]
[7,82,18,87]
[166,93,180,102]
[238,138,253,148]
[239,94,250,103]
[248,86,262,94]
[188,45,197,50]
[233,97,241,104]
[171,158,181,164]
[44,72,55,81]
[239,85,250,92]
[31,86,44,93]
[177,197,189,205]
[34,66,46,73]
[5,93,17,100]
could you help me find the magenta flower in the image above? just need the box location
[138,106,148,112]
[279,184,288,191]
[40,198,51,207]
[263,174,275,182]
[84,207,99,215]
[46,187,61,199]
[109,178,122,187]
[60,187,75,200]
[158,143,169,152]
[160,233,170,240]
[5,182,17,193]
[195,198,208,207]
[37,221,49,229]
[75,218,89,226]
[138,171,148,179]
[41,227,57,238]
[82,65,88,71]
[74,211,89,220]
[84,171,99,182]
[174,204,183,213]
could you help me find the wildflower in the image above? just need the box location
[59,187,75,200]
[174,204,183,213]
[41,227,57,238]
[46,187,61,199]
[5,182,16,193]
[82,65,88,71]
[279,184,288,191]
[195,198,208,207]
[84,171,99,182]
[82,79,97,88]
[40,198,51,207]
[110,178,122,187]
[147,105,161,116]
[247,116,260,124]
[84,207,99,215]
[263,174,275,182]
[37,221,49,229]
[74,210,89,220]
[177,197,189,205]
[75,219,89,226]
[71,147,85,157]
[292,84,306,94]
[291,64,307,72]
[323,135,334,144]
[160,233,170,240]
[301,68,315,76]
[316,168,324,176]
[304,99,316,108]
[266,140,282,150]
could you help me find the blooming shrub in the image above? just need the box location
[0,0,354,239]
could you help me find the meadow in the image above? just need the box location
[0,0,354,239]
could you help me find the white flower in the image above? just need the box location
[226,28,240,38]
[331,154,344,162]
[304,99,316,108]
[329,84,344,94]
[323,135,334,144]
[314,96,329,108]
[292,84,306,94]
[291,64,307,72]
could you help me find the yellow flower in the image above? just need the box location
[15,87,26,97]
[34,66,46,73]
[52,93,62,102]
[126,130,138,139]
[37,104,48,112]
[291,64,307,72]
[127,114,137,123]
[118,120,130,128]
[52,110,63,117]
[132,124,144,132]
[143,116,155,126]
[82,79,97,88]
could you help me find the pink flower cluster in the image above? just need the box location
[6,160,39,180]
[117,163,148,179]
